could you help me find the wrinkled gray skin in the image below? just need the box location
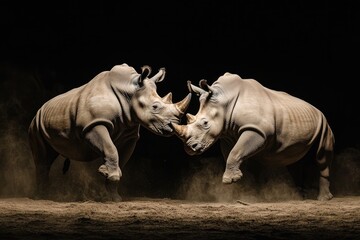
[28,63,191,201]
[172,72,335,201]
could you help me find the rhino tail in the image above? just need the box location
[62,158,71,174]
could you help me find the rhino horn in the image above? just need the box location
[149,68,166,83]
[162,92,173,104]
[186,113,196,124]
[175,93,192,114]
[171,122,187,138]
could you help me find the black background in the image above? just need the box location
[0,1,359,199]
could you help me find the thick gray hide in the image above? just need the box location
[172,72,335,201]
[28,63,191,201]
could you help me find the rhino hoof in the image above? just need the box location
[317,192,334,201]
[105,179,122,202]
[222,170,243,184]
[222,176,232,184]
[111,194,122,202]
[98,164,121,181]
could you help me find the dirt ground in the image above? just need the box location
[1,138,359,239]
[0,196,359,240]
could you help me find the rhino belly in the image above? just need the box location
[262,142,312,166]
[43,129,99,162]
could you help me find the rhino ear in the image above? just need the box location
[154,68,166,83]
[187,80,206,97]
[199,79,216,98]
[140,65,152,82]
[147,67,166,84]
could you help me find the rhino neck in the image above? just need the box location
[223,89,240,134]
[109,83,138,127]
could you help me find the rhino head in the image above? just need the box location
[131,65,192,136]
[172,80,226,155]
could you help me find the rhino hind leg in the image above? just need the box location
[28,131,58,199]
[315,148,334,201]
[315,127,335,201]
[318,176,333,201]
[105,179,122,202]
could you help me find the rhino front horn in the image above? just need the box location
[171,122,187,138]
[175,93,192,114]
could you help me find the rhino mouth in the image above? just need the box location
[150,121,174,136]
[184,140,204,155]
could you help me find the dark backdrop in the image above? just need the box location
[0,1,359,200]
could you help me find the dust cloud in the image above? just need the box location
[0,120,34,196]
[331,147,360,196]
[176,147,360,203]
[0,65,43,197]
[176,156,303,203]
[0,64,359,203]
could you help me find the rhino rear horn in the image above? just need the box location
[175,93,192,114]
[162,92,173,104]
[186,113,196,124]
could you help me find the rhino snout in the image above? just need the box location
[185,140,203,155]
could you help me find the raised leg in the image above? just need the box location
[222,130,266,184]
[85,125,121,180]
[84,125,121,201]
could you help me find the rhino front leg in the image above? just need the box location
[223,130,265,184]
[116,126,140,169]
[84,125,121,201]
[85,125,121,180]
[103,135,138,202]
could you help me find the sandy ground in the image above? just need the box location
[1,142,359,239]
[0,196,359,240]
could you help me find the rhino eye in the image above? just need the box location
[152,102,163,113]
[201,118,210,129]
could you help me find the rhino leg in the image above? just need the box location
[315,129,334,201]
[116,126,140,169]
[28,126,58,199]
[105,179,122,202]
[316,124,335,201]
[222,130,265,184]
[84,125,122,201]
[220,138,232,162]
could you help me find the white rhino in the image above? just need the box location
[28,63,191,201]
[172,72,335,201]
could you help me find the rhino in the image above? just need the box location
[28,63,191,201]
[172,72,335,201]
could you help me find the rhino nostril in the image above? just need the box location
[191,143,198,150]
